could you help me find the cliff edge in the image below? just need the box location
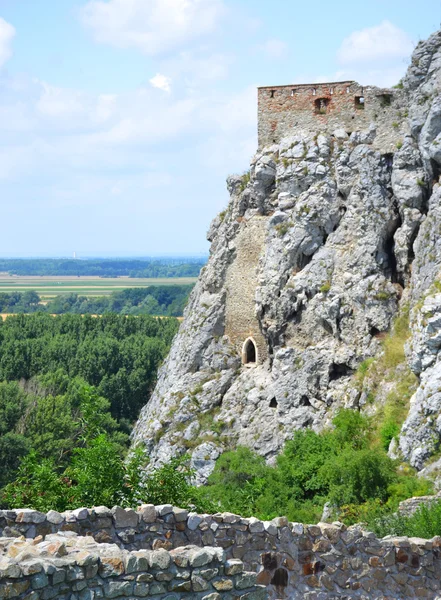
[132,29,441,483]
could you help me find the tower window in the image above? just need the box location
[242,338,257,365]
[312,88,317,96]
[355,96,365,109]
[315,98,330,114]
[379,94,392,107]
[270,90,276,98]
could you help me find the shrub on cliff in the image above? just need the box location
[198,409,425,525]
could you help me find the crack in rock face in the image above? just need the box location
[132,29,441,483]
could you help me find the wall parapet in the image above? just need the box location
[1,505,441,598]
[0,534,265,599]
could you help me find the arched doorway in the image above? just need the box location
[242,337,258,366]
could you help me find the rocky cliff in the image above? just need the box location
[132,29,441,483]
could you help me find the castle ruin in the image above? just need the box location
[258,80,406,150]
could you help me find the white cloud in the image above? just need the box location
[149,73,172,93]
[0,17,15,67]
[337,21,413,65]
[163,51,232,85]
[260,38,288,59]
[36,82,88,118]
[80,0,225,55]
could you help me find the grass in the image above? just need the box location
[356,305,417,449]
[0,275,197,298]
[382,307,411,369]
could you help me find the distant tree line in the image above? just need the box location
[0,258,206,277]
[0,285,193,316]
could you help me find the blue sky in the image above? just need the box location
[0,0,439,257]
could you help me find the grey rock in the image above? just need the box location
[187,514,203,531]
[131,27,441,479]
[72,508,89,521]
[138,504,156,523]
[46,510,64,525]
[149,549,171,570]
[156,504,173,517]
[111,507,138,529]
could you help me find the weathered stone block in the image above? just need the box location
[111,507,138,529]
[103,580,133,598]
[212,578,233,591]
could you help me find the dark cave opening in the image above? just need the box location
[329,363,354,382]
[382,153,394,172]
[269,397,278,408]
[322,320,334,335]
[431,159,441,185]
[298,253,313,270]
[370,326,386,339]
[299,395,312,407]
[381,201,405,288]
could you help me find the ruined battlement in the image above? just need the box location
[258,80,406,150]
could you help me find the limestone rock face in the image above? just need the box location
[132,30,441,480]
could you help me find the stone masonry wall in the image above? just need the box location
[0,534,265,600]
[2,506,441,599]
[224,216,268,364]
[257,81,407,152]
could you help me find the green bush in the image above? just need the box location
[198,410,414,525]
[66,434,127,508]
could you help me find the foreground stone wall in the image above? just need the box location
[0,533,264,599]
[2,506,441,598]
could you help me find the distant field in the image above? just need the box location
[0,275,198,298]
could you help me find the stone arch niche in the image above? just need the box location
[242,337,258,366]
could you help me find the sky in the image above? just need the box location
[0,0,439,257]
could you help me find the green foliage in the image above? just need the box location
[46,285,193,317]
[0,313,177,497]
[0,285,193,317]
[197,410,417,525]
[379,420,400,450]
[355,358,375,387]
[320,281,331,294]
[383,307,411,369]
[275,222,291,237]
[0,313,178,423]
[140,456,197,508]
[371,500,441,539]
[66,434,127,508]
[239,171,251,192]
[374,291,390,301]
[322,447,396,505]
[0,452,68,512]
